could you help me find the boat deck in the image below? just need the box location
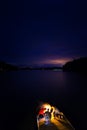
[38,114,75,130]
[37,103,75,130]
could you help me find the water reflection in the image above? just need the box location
[0,70,87,130]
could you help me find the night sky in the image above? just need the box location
[0,0,87,66]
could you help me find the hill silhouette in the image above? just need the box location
[63,57,87,72]
[0,61,62,71]
[0,61,19,71]
[1,57,87,72]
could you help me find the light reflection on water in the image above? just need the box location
[0,70,87,130]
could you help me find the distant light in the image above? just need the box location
[53,69,62,71]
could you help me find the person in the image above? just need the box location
[51,108,53,113]
[53,111,56,117]
[44,110,51,125]
[38,108,46,115]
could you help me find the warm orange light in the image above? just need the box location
[41,103,51,111]
[38,58,70,66]
[47,59,69,65]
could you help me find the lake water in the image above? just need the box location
[0,70,87,130]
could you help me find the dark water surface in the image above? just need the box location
[0,70,87,130]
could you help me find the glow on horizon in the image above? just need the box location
[36,58,71,66]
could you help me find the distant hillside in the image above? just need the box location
[0,61,19,71]
[0,61,62,71]
[20,66,62,70]
[63,57,87,72]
